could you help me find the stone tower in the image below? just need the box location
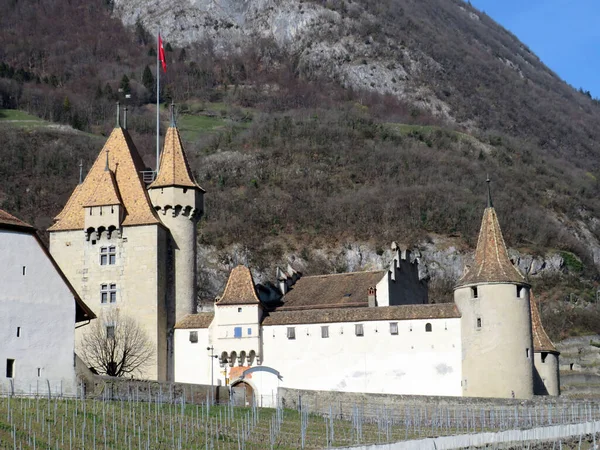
[454,183,534,399]
[48,107,202,382]
[148,115,204,378]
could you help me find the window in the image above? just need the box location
[22,266,26,276]
[100,284,117,303]
[476,317,482,329]
[37,368,41,377]
[471,287,478,298]
[234,327,242,338]
[287,327,296,340]
[526,348,530,359]
[517,286,524,298]
[100,246,116,265]
[389,322,398,335]
[355,324,364,337]
[106,326,115,339]
[238,307,242,313]
[247,328,252,336]
[425,323,432,332]
[16,327,20,337]
[321,326,329,338]
[189,331,198,343]
[541,352,548,363]
[6,359,14,378]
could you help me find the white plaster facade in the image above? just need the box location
[0,220,93,396]
[175,316,462,406]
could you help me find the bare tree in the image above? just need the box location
[79,309,154,377]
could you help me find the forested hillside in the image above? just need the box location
[2,0,600,339]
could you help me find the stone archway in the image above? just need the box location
[231,381,254,406]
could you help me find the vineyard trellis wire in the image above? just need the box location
[1,382,600,449]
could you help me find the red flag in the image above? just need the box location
[158,34,167,73]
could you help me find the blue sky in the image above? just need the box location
[469,0,600,97]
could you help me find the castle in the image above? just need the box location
[48,108,559,404]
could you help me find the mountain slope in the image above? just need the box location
[2,0,600,319]
[116,0,600,164]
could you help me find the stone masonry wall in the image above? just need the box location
[81,375,229,404]
[278,388,582,419]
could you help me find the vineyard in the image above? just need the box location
[1,394,600,449]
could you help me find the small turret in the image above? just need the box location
[530,293,560,396]
[82,155,123,240]
[454,179,534,399]
[148,105,205,324]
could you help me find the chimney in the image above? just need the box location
[368,286,377,307]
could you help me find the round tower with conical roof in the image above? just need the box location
[454,180,534,399]
[148,107,204,326]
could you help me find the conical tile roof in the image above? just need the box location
[216,266,261,306]
[149,126,204,191]
[49,128,160,231]
[456,207,525,286]
[530,293,558,353]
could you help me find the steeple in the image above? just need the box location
[148,119,204,191]
[456,182,525,287]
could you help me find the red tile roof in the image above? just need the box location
[263,303,461,326]
[0,209,34,230]
[281,271,386,310]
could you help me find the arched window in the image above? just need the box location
[425,323,432,332]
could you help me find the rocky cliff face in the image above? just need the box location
[113,0,452,118]
[196,237,567,305]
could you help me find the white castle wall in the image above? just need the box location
[174,328,211,384]
[174,317,462,406]
[0,229,78,395]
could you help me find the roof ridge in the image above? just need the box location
[300,269,387,279]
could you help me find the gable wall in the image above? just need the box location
[0,230,77,394]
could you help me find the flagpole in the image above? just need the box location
[156,29,160,177]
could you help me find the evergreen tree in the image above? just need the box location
[165,42,173,52]
[142,65,154,92]
[63,96,71,113]
[120,74,130,94]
